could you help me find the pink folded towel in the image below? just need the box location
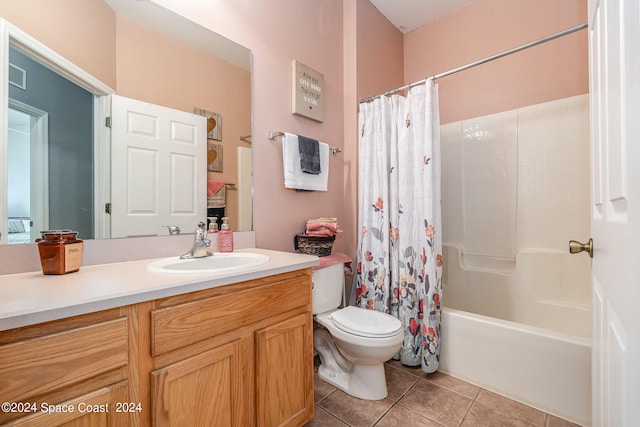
[305,218,343,237]
[314,252,353,274]
[207,180,225,198]
[306,222,341,233]
[306,229,337,237]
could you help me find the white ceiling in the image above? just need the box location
[369,0,473,33]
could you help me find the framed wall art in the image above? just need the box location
[194,107,222,140]
[291,60,324,122]
[207,141,223,172]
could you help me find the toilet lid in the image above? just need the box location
[330,306,402,338]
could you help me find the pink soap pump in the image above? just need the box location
[218,217,234,252]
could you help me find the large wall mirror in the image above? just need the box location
[0,0,252,245]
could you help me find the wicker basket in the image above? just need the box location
[295,234,335,257]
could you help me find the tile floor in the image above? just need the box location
[306,358,582,427]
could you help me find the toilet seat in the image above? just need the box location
[329,306,402,338]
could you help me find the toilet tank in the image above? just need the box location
[311,262,345,315]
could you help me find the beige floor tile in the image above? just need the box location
[317,389,395,427]
[385,364,422,401]
[376,405,443,427]
[314,371,337,403]
[399,379,473,427]
[304,407,349,426]
[311,367,579,427]
[476,389,546,426]
[424,371,481,399]
[385,359,426,378]
[462,402,537,427]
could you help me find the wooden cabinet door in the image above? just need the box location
[151,339,248,427]
[255,313,314,427]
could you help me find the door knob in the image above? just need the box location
[569,238,593,258]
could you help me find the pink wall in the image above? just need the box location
[0,0,116,88]
[403,0,588,124]
[356,0,404,100]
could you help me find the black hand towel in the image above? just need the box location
[298,135,321,174]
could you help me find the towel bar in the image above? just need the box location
[268,131,285,140]
[268,131,342,155]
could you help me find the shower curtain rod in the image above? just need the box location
[359,22,587,103]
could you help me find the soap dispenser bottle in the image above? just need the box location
[207,217,218,234]
[207,217,219,252]
[218,217,234,252]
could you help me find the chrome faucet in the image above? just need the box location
[180,222,213,259]
[162,225,181,235]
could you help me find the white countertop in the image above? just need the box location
[0,248,319,331]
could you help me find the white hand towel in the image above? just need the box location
[282,132,329,191]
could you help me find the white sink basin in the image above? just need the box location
[148,252,270,274]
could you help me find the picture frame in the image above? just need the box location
[194,107,222,140]
[291,60,324,122]
[207,141,223,172]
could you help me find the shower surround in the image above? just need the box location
[439,94,591,425]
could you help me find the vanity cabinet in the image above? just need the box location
[0,307,139,427]
[146,268,314,427]
[0,268,314,427]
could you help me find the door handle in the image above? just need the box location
[569,238,593,258]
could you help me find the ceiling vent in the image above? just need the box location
[9,63,26,90]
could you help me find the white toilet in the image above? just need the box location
[312,262,405,400]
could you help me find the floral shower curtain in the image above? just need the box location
[355,80,442,373]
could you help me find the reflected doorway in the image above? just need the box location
[7,102,48,244]
[6,45,96,243]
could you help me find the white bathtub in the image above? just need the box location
[439,244,592,426]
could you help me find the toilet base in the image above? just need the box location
[317,361,389,400]
[314,328,389,400]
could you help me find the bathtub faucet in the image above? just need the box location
[180,222,213,259]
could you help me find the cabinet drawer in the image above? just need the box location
[0,318,129,403]
[152,272,311,356]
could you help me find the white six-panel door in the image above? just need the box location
[588,0,640,425]
[110,95,206,238]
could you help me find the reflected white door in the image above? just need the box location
[110,95,206,238]
[589,0,640,425]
